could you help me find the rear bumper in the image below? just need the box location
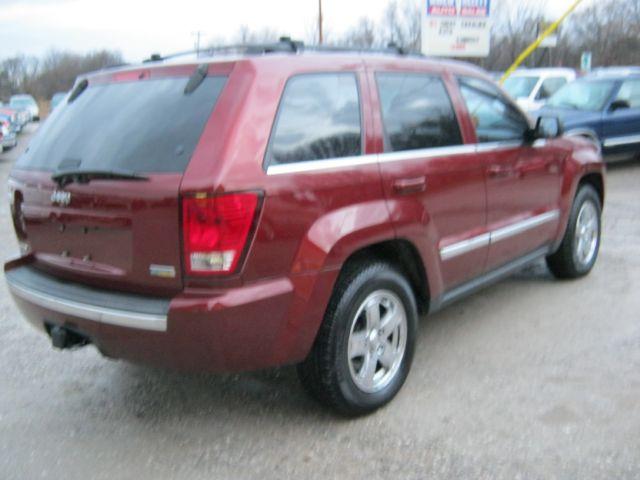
[6,266,168,332]
[2,133,17,148]
[5,261,336,372]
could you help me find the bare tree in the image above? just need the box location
[233,25,282,44]
[339,17,378,48]
[0,50,123,101]
[381,0,421,51]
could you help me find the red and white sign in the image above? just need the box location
[422,0,492,57]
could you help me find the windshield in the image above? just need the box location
[10,98,35,108]
[546,79,616,111]
[503,76,539,99]
[16,76,227,173]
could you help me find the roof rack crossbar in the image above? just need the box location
[143,38,417,63]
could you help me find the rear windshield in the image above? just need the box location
[17,76,227,173]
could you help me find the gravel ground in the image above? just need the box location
[1,125,639,479]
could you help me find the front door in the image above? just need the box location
[457,76,563,271]
[602,78,640,158]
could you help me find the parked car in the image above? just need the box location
[0,116,18,151]
[538,71,640,161]
[9,94,39,121]
[503,68,577,112]
[4,42,605,415]
[50,92,67,111]
[0,108,24,134]
[590,66,640,77]
[1,106,30,132]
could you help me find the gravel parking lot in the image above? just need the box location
[0,125,639,480]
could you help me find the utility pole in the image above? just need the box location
[318,0,324,45]
[192,31,203,57]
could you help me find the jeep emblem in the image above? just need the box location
[51,190,71,206]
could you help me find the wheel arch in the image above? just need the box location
[578,172,605,206]
[565,128,602,153]
[339,239,431,315]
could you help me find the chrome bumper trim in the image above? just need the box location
[7,279,168,332]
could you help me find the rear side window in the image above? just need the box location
[266,73,362,166]
[376,73,463,152]
[17,76,227,173]
[458,76,529,143]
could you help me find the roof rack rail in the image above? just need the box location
[143,37,415,63]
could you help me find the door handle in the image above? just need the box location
[393,176,427,195]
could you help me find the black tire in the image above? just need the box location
[297,261,417,416]
[546,185,602,279]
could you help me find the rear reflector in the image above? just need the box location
[182,193,259,275]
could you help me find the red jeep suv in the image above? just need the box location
[5,41,605,415]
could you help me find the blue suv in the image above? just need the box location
[538,70,640,161]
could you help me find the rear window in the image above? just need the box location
[265,73,362,166]
[16,76,227,173]
[376,73,463,152]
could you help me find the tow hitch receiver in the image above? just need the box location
[48,325,91,350]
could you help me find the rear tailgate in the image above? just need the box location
[8,64,231,295]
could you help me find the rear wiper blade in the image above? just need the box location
[51,169,149,188]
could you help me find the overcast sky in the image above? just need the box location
[0,0,589,62]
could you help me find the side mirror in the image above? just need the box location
[609,99,630,112]
[526,116,563,142]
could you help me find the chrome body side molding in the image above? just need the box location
[439,210,560,261]
[603,134,640,148]
[440,234,491,262]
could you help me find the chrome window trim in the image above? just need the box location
[603,134,640,148]
[377,144,477,163]
[439,210,560,261]
[475,141,523,153]
[266,141,524,175]
[7,280,168,332]
[266,154,378,175]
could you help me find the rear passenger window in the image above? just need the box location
[266,73,361,166]
[376,73,463,152]
[458,76,530,143]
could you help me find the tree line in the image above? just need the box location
[1,0,639,103]
[0,50,124,102]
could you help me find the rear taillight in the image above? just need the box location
[182,192,260,276]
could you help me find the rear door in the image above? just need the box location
[9,66,229,295]
[372,69,488,290]
[457,76,563,271]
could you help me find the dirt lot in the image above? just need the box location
[1,125,639,479]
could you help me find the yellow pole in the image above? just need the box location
[499,0,584,84]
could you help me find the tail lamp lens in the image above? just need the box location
[182,193,259,275]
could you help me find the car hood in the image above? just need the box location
[535,106,602,129]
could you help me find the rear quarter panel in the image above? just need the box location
[180,56,398,362]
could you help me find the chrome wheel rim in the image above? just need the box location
[574,200,599,267]
[347,290,407,394]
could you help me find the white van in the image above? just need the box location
[503,68,576,112]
